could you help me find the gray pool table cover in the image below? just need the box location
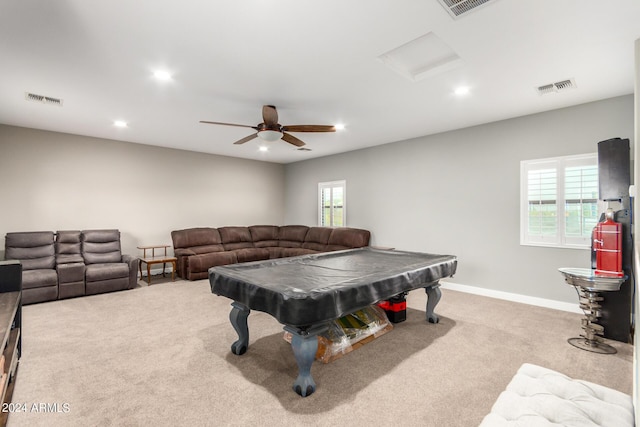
[209,247,457,327]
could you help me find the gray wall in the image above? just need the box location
[0,125,285,257]
[0,96,633,304]
[284,95,634,303]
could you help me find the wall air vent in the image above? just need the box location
[437,0,500,19]
[536,79,577,95]
[25,92,63,106]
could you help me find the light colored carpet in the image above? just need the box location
[7,279,633,427]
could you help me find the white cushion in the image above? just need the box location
[479,363,634,427]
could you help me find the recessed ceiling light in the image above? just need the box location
[153,70,172,81]
[113,120,128,128]
[334,124,346,131]
[258,146,269,152]
[454,86,470,96]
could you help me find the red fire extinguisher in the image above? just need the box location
[593,208,623,277]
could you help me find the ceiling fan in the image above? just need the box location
[200,105,336,148]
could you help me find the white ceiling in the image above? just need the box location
[1,1,639,164]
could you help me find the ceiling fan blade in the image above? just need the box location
[200,120,258,130]
[262,105,279,127]
[281,132,306,147]
[233,133,259,145]
[281,125,336,133]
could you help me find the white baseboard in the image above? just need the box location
[137,268,580,313]
[440,281,582,314]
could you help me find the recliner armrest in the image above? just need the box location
[122,254,140,289]
[122,254,138,268]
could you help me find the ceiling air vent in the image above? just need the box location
[25,92,63,107]
[536,79,577,95]
[437,0,500,19]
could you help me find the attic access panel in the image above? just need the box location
[378,32,462,82]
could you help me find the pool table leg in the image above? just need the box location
[229,302,250,355]
[283,325,328,397]
[425,284,442,323]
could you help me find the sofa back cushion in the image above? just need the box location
[301,227,333,251]
[171,227,223,251]
[278,225,309,248]
[5,231,55,270]
[55,230,83,264]
[219,226,254,251]
[249,225,280,248]
[82,229,122,264]
[326,228,371,251]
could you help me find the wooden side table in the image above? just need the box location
[137,245,177,285]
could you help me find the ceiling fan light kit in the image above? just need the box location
[200,105,336,149]
[257,130,283,142]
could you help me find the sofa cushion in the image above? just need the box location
[282,247,318,257]
[233,248,270,263]
[83,241,122,264]
[57,262,85,283]
[5,231,54,248]
[56,230,83,264]
[23,286,58,305]
[326,228,371,251]
[189,245,225,255]
[249,225,280,248]
[172,228,222,249]
[57,254,84,264]
[5,231,56,270]
[219,226,254,251]
[86,277,129,295]
[22,269,58,290]
[189,251,238,274]
[82,230,122,264]
[265,247,284,259]
[278,225,309,248]
[56,230,81,245]
[301,227,333,251]
[85,263,130,282]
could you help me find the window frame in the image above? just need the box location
[520,153,598,249]
[318,180,346,227]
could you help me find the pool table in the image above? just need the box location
[209,247,457,396]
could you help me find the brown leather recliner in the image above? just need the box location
[4,231,58,304]
[171,227,227,280]
[81,229,138,295]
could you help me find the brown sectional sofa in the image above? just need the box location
[171,225,371,281]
